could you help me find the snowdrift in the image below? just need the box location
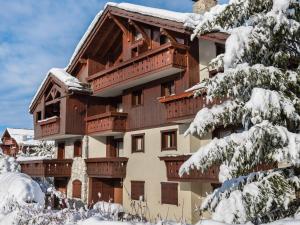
[0,172,45,208]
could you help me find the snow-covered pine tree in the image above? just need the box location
[181,0,300,224]
[18,141,55,159]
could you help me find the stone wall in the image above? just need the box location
[193,0,217,14]
[66,136,89,203]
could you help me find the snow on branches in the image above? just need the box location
[182,0,300,223]
[203,168,300,224]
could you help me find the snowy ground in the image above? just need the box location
[0,154,298,224]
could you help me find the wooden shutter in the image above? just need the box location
[73,180,82,199]
[74,140,82,157]
[57,143,65,159]
[131,181,145,200]
[161,182,178,205]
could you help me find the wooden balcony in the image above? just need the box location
[159,92,224,123]
[87,43,187,97]
[34,95,86,140]
[19,159,73,177]
[160,155,220,182]
[160,155,277,183]
[85,157,128,178]
[38,117,60,138]
[86,112,127,135]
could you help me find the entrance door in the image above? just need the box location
[90,178,115,203]
[114,180,123,204]
[57,143,65,159]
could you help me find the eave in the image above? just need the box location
[66,5,193,75]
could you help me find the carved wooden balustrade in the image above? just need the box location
[160,92,224,122]
[160,155,220,182]
[88,43,187,94]
[86,112,127,134]
[85,157,128,178]
[2,137,14,145]
[160,155,277,183]
[36,117,60,139]
[20,159,73,177]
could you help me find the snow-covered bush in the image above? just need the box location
[0,172,45,209]
[0,154,20,174]
[181,0,300,224]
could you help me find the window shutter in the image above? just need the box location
[161,182,178,205]
[131,181,145,200]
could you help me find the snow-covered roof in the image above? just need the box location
[29,68,91,111]
[2,128,39,146]
[66,2,203,71]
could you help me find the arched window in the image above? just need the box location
[72,180,82,199]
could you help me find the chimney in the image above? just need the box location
[192,0,217,14]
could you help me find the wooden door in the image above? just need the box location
[57,143,65,159]
[90,178,114,203]
[114,181,123,204]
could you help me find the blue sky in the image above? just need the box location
[0,0,228,135]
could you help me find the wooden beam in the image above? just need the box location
[108,13,130,42]
[98,29,122,59]
[89,22,117,57]
[79,58,87,64]
[160,28,178,44]
[128,19,151,49]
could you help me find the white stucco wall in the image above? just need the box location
[88,136,107,158]
[199,39,217,82]
[122,125,212,223]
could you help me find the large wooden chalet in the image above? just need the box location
[22,1,233,223]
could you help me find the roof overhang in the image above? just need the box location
[29,70,91,114]
[66,4,194,75]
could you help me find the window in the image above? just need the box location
[131,181,145,201]
[74,140,82,157]
[161,81,175,97]
[132,134,145,153]
[161,182,178,205]
[36,111,42,123]
[213,126,243,139]
[215,43,225,56]
[161,130,177,151]
[72,180,82,199]
[132,90,143,106]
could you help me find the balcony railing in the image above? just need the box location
[86,112,127,135]
[160,92,224,122]
[87,43,187,96]
[160,155,277,183]
[85,157,128,178]
[37,116,60,138]
[19,159,73,177]
[2,138,14,145]
[160,155,219,182]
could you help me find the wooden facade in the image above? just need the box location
[19,159,73,177]
[27,2,233,205]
